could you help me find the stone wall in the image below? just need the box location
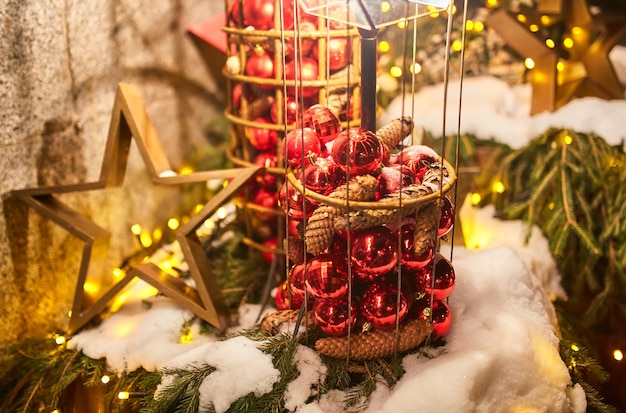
[0,0,224,347]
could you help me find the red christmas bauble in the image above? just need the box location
[414,298,451,337]
[438,195,455,238]
[270,95,302,125]
[275,280,290,310]
[281,127,322,169]
[313,37,351,71]
[305,253,349,301]
[286,19,317,59]
[376,165,415,199]
[287,262,310,310]
[241,0,281,30]
[398,145,439,181]
[246,117,278,150]
[285,57,319,98]
[299,104,342,144]
[279,180,316,219]
[303,157,343,201]
[398,224,434,272]
[331,127,384,176]
[313,299,357,336]
[245,49,274,81]
[261,237,278,264]
[351,226,398,282]
[287,217,302,237]
[253,151,279,188]
[251,187,278,220]
[423,253,456,300]
[360,282,408,330]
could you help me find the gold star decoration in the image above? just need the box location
[12,83,260,334]
[486,0,626,115]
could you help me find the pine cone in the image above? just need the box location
[315,319,433,360]
[376,117,414,149]
[413,201,439,255]
[260,310,316,335]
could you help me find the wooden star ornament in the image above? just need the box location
[486,0,626,115]
[11,83,259,334]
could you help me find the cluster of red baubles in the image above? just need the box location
[229,0,354,153]
[272,104,456,339]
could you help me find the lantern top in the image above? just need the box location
[298,0,450,30]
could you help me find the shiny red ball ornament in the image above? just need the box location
[331,127,384,176]
[398,224,434,272]
[246,117,278,151]
[287,217,302,237]
[261,237,278,264]
[303,157,343,201]
[274,280,290,310]
[424,253,456,300]
[300,104,342,144]
[398,145,439,181]
[313,37,351,71]
[360,282,408,330]
[241,0,291,30]
[286,19,317,59]
[377,165,415,199]
[351,226,398,282]
[438,195,455,238]
[281,127,322,169]
[414,298,451,337]
[287,262,309,310]
[313,299,358,336]
[251,187,278,220]
[305,253,349,301]
[245,49,274,91]
[279,180,315,219]
[270,95,302,125]
[285,57,319,98]
[253,151,278,188]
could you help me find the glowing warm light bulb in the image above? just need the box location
[470,193,482,206]
[563,135,573,145]
[52,410,60,413]
[474,21,484,31]
[524,58,535,69]
[465,20,474,30]
[167,218,180,230]
[194,204,203,213]
[139,232,152,248]
[179,166,193,175]
[68,310,72,317]
[180,330,193,344]
[571,344,580,352]
[378,40,390,53]
[203,219,216,230]
[409,63,422,74]
[112,268,125,278]
[390,66,403,77]
[216,207,228,220]
[118,391,130,400]
[540,15,551,25]
[492,181,505,193]
[548,202,556,210]
[162,261,172,270]
[101,375,111,384]
[529,24,539,32]
[54,334,66,345]
[83,282,99,295]
[486,0,499,8]
[452,39,463,52]
[545,38,555,48]
[397,20,407,29]
[614,349,623,361]
[556,61,564,71]
[130,224,142,235]
[516,14,526,23]
[381,1,390,12]
[572,26,582,35]
[563,37,574,48]
[152,227,163,241]
[429,11,440,18]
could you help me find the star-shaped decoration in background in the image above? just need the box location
[12,83,259,334]
[486,0,626,115]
